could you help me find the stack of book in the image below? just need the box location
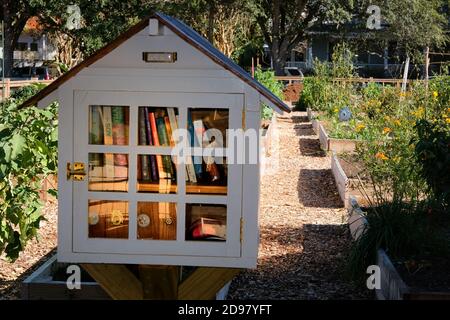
[89,105,129,183]
[188,217,226,241]
[138,107,178,183]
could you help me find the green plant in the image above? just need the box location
[348,199,449,280]
[254,67,283,120]
[414,117,450,208]
[0,84,58,261]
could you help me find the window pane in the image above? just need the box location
[188,108,229,147]
[136,154,177,193]
[138,107,179,146]
[185,204,226,242]
[89,153,128,192]
[186,158,227,195]
[88,200,128,239]
[89,106,129,145]
[137,202,176,240]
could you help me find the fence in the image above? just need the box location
[0,78,54,100]
[275,76,423,88]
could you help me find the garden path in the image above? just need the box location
[228,111,371,299]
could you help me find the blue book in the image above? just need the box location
[188,111,203,178]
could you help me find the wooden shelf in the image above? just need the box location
[137,181,227,194]
[89,180,227,194]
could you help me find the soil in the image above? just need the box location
[395,257,450,293]
[283,83,303,102]
[337,154,366,179]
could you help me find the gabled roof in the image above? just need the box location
[21,12,291,113]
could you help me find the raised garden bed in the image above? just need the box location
[331,152,370,208]
[348,197,450,300]
[21,255,110,300]
[306,109,358,153]
[22,255,233,300]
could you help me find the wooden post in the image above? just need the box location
[81,264,144,299]
[5,78,10,98]
[138,265,179,299]
[424,46,430,90]
[401,57,410,92]
[83,263,241,300]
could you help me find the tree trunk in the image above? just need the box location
[424,46,430,89]
[207,2,215,44]
[3,1,14,77]
[2,0,29,77]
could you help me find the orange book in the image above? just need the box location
[149,112,168,179]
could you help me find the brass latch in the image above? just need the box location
[67,162,86,181]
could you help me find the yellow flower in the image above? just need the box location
[375,152,389,160]
[394,119,401,126]
[356,124,366,132]
[446,118,450,124]
[433,91,439,98]
[399,92,406,98]
[393,156,401,163]
[383,127,391,134]
[413,107,425,118]
[384,115,391,121]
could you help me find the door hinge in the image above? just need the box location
[67,162,86,181]
[240,218,244,243]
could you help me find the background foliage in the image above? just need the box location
[0,85,58,261]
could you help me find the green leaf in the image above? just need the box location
[10,134,26,160]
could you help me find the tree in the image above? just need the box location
[247,0,353,75]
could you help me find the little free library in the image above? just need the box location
[22,12,290,271]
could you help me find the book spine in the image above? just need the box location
[192,119,204,177]
[143,108,157,180]
[167,108,178,145]
[101,106,115,179]
[89,106,103,166]
[138,108,151,181]
[164,116,174,146]
[149,112,168,179]
[111,106,128,179]
[156,117,173,178]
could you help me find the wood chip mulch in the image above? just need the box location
[228,112,372,299]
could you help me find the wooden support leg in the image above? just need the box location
[178,267,241,300]
[81,264,143,300]
[138,265,179,299]
[82,263,241,300]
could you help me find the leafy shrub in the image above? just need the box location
[0,84,58,261]
[348,200,449,280]
[254,67,283,120]
[414,117,450,208]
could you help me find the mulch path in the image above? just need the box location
[0,111,371,300]
[228,112,371,299]
[0,202,57,300]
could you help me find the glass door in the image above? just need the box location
[72,91,243,258]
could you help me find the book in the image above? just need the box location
[156,117,174,179]
[149,112,169,179]
[188,112,203,178]
[188,217,226,241]
[89,106,103,166]
[100,106,115,179]
[144,108,158,181]
[167,108,178,144]
[138,108,151,181]
[111,106,128,179]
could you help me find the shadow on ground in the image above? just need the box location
[299,138,326,157]
[228,224,372,300]
[294,123,315,136]
[297,169,344,208]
